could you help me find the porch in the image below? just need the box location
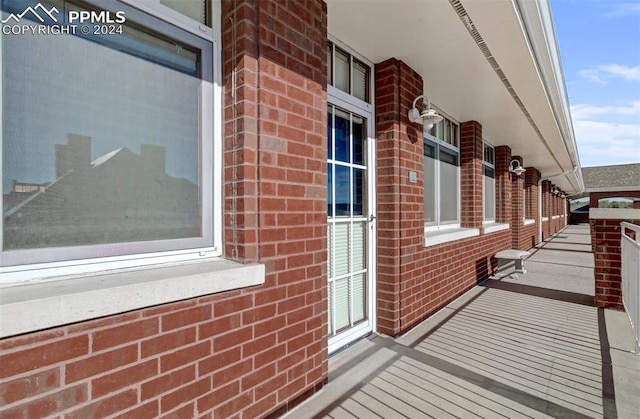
[285,225,640,418]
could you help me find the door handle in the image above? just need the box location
[368,214,376,222]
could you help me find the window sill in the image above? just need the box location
[0,259,265,338]
[523,219,536,226]
[424,227,479,247]
[483,223,510,234]
[542,217,549,222]
[552,215,560,219]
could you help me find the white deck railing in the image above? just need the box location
[621,222,640,354]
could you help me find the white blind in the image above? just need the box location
[440,151,459,224]
[334,49,349,94]
[334,223,350,276]
[424,151,436,224]
[352,222,365,271]
[484,175,495,220]
[160,0,206,24]
[352,60,367,102]
[352,273,365,323]
[334,278,350,332]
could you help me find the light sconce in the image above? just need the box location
[408,94,443,130]
[551,186,560,195]
[508,159,526,176]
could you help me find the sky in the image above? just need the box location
[550,0,640,168]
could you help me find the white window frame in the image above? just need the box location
[1,0,264,339]
[423,109,460,231]
[482,142,495,224]
[0,0,223,282]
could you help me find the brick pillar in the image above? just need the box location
[510,156,524,249]
[495,146,511,224]
[375,58,423,337]
[542,180,551,239]
[524,168,540,221]
[591,219,624,310]
[222,0,328,414]
[460,121,483,229]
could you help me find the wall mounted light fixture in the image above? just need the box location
[508,159,526,176]
[408,95,443,130]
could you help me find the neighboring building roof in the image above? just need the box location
[582,163,640,192]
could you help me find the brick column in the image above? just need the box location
[460,121,483,229]
[494,145,511,224]
[591,219,624,310]
[524,168,540,221]
[375,58,423,337]
[541,180,551,239]
[222,0,328,414]
[510,156,524,249]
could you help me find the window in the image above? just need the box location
[327,41,370,103]
[483,143,495,223]
[1,0,218,277]
[424,112,460,228]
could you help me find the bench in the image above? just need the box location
[495,249,531,274]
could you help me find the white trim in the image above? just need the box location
[585,187,640,193]
[542,216,549,222]
[0,259,265,338]
[552,215,560,219]
[524,219,535,225]
[483,223,509,234]
[424,227,479,247]
[589,208,640,220]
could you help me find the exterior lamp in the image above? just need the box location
[408,94,443,130]
[508,159,526,176]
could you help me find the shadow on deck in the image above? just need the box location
[284,225,640,419]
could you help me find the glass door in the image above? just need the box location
[327,100,374,353]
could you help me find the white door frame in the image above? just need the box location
[327,85,376,354]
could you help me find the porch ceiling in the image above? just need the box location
[325,0,583,194]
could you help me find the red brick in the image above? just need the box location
[112,400,159,419]
[65,389,137,418]
[141,365,195,400]
[160,341,210,373]
[0,330,64,351]
[65,344,138,383]
[0,383,86,418]
[92,318,159,351]
[92,359,157,398]
[213,327,253,352]
[198,347,242,376]
[161,305,212,332]
[197,380,239,412]
[141,327,196,358]
[160,377,211,413]
[0,336,88,379]
[0,368,59,405]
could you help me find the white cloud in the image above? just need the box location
[572,119,640,166]
[604,3,640,18]
[578,64,640,84]
[571,101,640,120]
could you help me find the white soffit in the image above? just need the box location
[325,0,581,194]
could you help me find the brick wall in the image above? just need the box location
[374,59,512,336]
[589,192,640,310]
[516,167,540,250]
[460,121,483,229]
[591,219,625,309]
[0,1,328,417]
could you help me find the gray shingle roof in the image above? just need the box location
[582,163,640,191]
